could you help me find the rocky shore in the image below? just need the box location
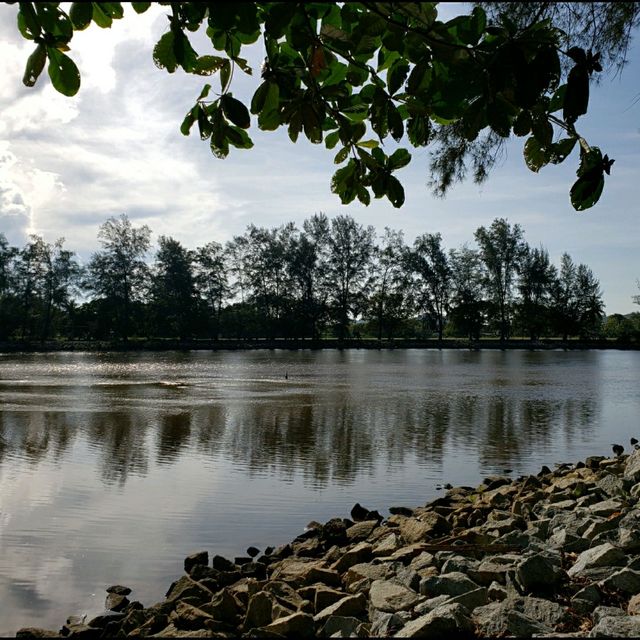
[17,450,640,638]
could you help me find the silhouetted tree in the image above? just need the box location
[448,245,485,340]
[326,215,375,340]
[575,263,605,339]
[194,241,229,340]
[408,232,452,340]
[549,253,580,340]
[517,245,556,340]
[475,218,527,341]
[85,214,151,341]
[151,236,197,340]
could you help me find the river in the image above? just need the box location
[0,349,639,633]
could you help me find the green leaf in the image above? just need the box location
[17,3,41,40]
[331,160,357,204]
[180,105,199,136]
[131,3,151,14]
[356,184,371,205]
[549,137,577,164]
[197,83,212,101]
[334,146,349,164]
[523,136,549,173]
[92,3,113,28]
[220,58,231,91]
[388,103,404,141]
[46,47,80,96]
[69,3,93,30]
[221,95,250,129]
[387,60,409,95]
[226,125,254,149]
[172,27,198,72]
[388,148,411,171]
[356,139,379,149]
[153,32,178,72]
[325,130,340,149]
[531,116,553,148]
[386,175,405,207]
[407,117,431,147]
[548,84,567,113]
[250,81,270,114]
[302,103,322,143]
[513,110,532,137]
[256,82,280,130]
[197,106,213,140]
[97,3,124,19]
[22,43,47,87]
[570,172,604,211]
[194,55,227,76]
[564,64,589,124]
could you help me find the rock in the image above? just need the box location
[624,449,640,483]
[619,528,640,552]
[369,612,406,636]
[389,506,414,517]
[597,474,627,498]
[311,585,347,612]
[589,614,640,637]
[414,595,452,616]
[448,586,488,611]
[263,580,307,611]
[184,551,208,574]
[200,588,240,623]
[346,520,378,542]
[331,542,372,573]
[567,542,628,578]
[165,575,213,605]
[172,602,213,630]
[628,594,640,615]
[399,513,450,543]
[60,620,100,638]
[571,584,601,614]
[394,602,474,638]
[472,602,553,637]
[469,556,518,585]
[105,593,129,612]
[372,533,400,557]
[487,581,508,601]
[322,518,348,545]
[588,499,624,518]
[350,503,370,522]
[211,554,236,571]
[314,593,367,624]
[419,571,480,597]
[245,591,274,629]
[247,546,260,558]
[261,611,315,638]
[16,629,59,638]
[600,568,640,595]
[395,566,421,592]
[344,562,389,586]
[320,615,363,638]
[520,596,568,627]
[369,579,421,613]
[516,553,566,593]
[106,585,132,596]
[86,610,125,628]
[409,552,436,572]
[441,556,479,575]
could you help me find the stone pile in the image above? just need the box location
[17,449,640,638]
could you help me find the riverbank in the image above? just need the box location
[1,338,639,353]
[18,450,640,638]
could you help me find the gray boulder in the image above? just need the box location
[600,568,640,595]
[590,615,640,637]
[393,602,473,638]
[419,571,480,597]
[369,579,421,613]
[516,553,566,593]
[567,543,628,578]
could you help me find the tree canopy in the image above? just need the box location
[12,2,636,210]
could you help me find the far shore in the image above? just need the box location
[0,338,639,354]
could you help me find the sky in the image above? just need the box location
[0,4,639,313]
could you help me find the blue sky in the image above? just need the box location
[0,4,639,313]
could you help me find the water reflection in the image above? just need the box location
[0,351,608,486]
[0,350,638,634]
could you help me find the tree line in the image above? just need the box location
[0,213,632,345]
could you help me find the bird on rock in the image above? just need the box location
[612,443,624,457]
[631,437,638,447]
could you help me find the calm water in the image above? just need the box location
[0,349,639,633]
